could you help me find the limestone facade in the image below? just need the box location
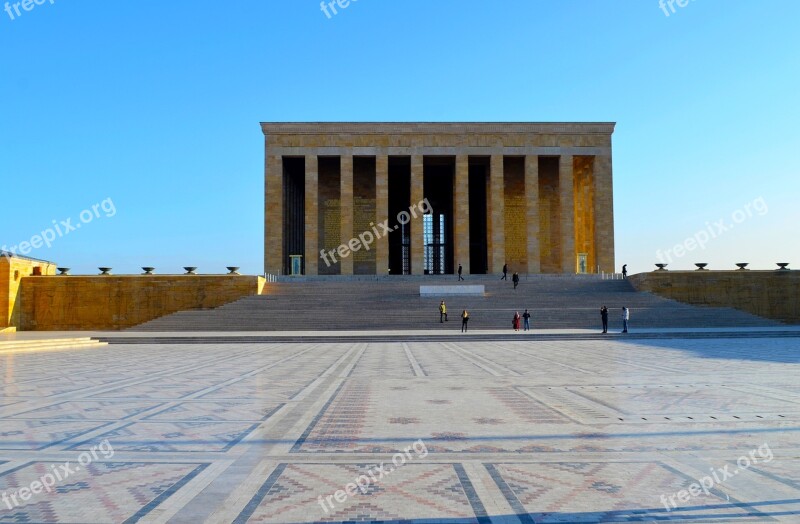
[263,122,616,276]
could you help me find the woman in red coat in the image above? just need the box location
[513,311,521,332]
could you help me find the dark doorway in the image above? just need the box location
[282,157,305,275]
[469,158,489,274]
[388,157,411,275]
[423,158,454,275]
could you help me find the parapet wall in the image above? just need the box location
[18,275,266,331]
[629,270,800,324]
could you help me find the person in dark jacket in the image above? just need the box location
[512,272,520,290]
[600,305,609,334]
[522,309,531,331]
[501,263,508,280]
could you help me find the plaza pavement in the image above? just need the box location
[1,331,799,522]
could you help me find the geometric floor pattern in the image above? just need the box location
[1,337,800,522]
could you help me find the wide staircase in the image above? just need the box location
[129,275,780,331]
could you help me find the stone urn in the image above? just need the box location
[227,266,240,275]
[655,264,668,271]
[98,267,112,275]
[736,263,749,271]
[695,263,709,271]
[141,267,155,275]
[184,267,198,275]
[777,263,790,271]
[57,267,71,276]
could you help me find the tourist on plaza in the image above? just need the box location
[439,300,448,323]
[501,263,508,280]
[458,263,465,281]
[622,264,628,279]
[513,311,521,331]
[622,306,630,333]
[461,310,469,332]
[522,309,531,331]
[512,272,520,290]
[601,305,609,334]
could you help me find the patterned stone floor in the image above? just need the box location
[1,337,799,523]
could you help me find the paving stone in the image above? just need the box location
[0,336,798,522]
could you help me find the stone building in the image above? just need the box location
[263,122,615,276]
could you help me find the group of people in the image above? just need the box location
[438,300,471,332]
[444,264,632,334]
[512,309,532,331]
[440,300,533,333]
[440,301,631,334]
[601,305,630,333]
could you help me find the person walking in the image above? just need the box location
[439,300,448,323]
[501,263,508,280]
[622,264,628,279]
[458,263,465,281]
[522,309,531,331]
[461,309,469,332]
[513,311,521,332]
[600,305,609,334]
[622,306,630,333]
[512,272,520,290]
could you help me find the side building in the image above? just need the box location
[263,122,615,276]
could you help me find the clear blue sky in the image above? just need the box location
[2,0,798,275]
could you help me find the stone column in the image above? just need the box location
[594,153,615,274]
[410,155,424,275]
[489,155,505,274]
[304,155,319,276]
[525,155,541,274]
[340,154,354,275]
[454,154,470,274]
[265,154,283,275]
[375,155,389,276]
[559,155,576,274]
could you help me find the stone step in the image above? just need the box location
[130,279,779,331]
[0,338,108,353]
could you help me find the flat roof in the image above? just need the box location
[261,122,616,135]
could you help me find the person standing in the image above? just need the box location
[522,309,531,331]
[513,311,521,332]
[461,309,469,332]
[600,305,609,334]
[458,263,465,281]
[512,272,520,290]
[501,263,508,280]
[439,300,448,323]
[622,306,630,333]
[622,264,628,279]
